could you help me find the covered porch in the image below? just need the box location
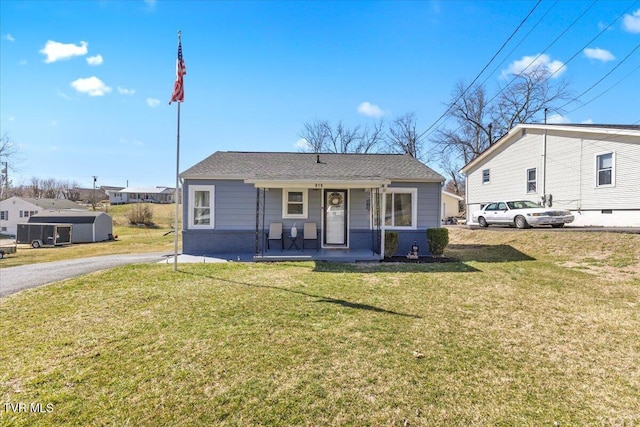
[249,178,386,260]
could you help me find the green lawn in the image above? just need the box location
[1,229,639,426]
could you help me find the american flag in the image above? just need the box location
[169,36,186,104]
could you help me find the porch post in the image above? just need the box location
[255,187,259,256]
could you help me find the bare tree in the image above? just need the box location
[386,113,423,158]
[298,119,384,153]
[0,132,22,199]
[433,66,572,182]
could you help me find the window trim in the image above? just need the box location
[382,187,418,230]
[282,188,308,219]
[595,151,615,188]
[188,184,215,229]
[526,168,537,194]
[482,169,490,184]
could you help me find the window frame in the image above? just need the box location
[526,168,537,194]
[282,188,308,219]
[595,151,615,188]
[482,169,490,184]
[382,188,418,230]
[188,184,215,229]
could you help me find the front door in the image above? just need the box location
[324,190,348,247]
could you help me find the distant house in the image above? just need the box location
[109,186,174,205]
[461,124,640,227]
[0,196,85,235]
[180,151,445,260]
[441,191,463,223]
[28,211,113,243]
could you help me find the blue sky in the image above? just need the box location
[1,0,639,189]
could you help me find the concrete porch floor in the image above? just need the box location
[254,248,381,262]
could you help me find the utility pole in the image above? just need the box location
[0,162,7,200]
[92,176,98,210]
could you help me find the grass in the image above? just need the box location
[1,229,639,426]
[0,203,180,268]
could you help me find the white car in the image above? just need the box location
[473,200,574,229]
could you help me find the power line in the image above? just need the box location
[417,0,543,141]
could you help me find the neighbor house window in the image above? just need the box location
[526,168,537,193]
[282,189,308,219]
[482,169,490,184]
[596,152,614,187]
[0,211,7,220]
[189,185,215,228]
[384,188,417,229]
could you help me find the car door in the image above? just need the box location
[494,202,510,224]
[483,203,501,224]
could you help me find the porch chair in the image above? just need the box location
[303,222,319,251]
[267,222,284,251]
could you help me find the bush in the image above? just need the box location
[384,231,399,258]
[126,204,155,226]
[427,227,449,256]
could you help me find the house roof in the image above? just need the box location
[181,152,444,184]
[29,211,111,224]
[117,186,173,194]
[8,197,85,210]
[461,123,640,174]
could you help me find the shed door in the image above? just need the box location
[324,190,347,246]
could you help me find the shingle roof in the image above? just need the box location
[20,198,86,210]
[181,152,444,182]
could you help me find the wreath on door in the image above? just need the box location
[329,192,343,206]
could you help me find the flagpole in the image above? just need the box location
[173,101,181,271]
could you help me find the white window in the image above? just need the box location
[596,152,614,187]
[383,188,417,229]
[282,189,308,219]
[526,168,537,193]
[482,169,490,184]
[189,185,215,228]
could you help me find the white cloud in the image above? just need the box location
[357,101,384,118]
[622,9,640,33]
[70,76,112,96]
[120,138,144,147]
[3,33,15,42]
[86,54,103,66]
[581,119,594,125]
[50,120,58,127]
[503,54,566,79]
[584,47,615,62]
[19,59,27,66]
[40,40,88,63]
[57,90,72,100]
[146,98,160,107]
[8,115,15,121]
[118,86,135,95]
[294,138,311,150]
[547,114,570,124]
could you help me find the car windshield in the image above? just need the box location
[507,201,540,209]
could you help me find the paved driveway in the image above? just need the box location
[0,253,167,298]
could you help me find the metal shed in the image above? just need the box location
[28,211,113,243]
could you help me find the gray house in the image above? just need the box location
[180,151,445,260]
[28,211,113,243]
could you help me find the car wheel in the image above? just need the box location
[514,215,530,229]
[0,252,4,259]
[551,223,565,228]
[478,217,488,228]
[31,240,41,249]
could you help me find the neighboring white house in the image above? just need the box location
[109,186,174,205]
[0,197,86,235]
[442,190,463,223]
[461,124,640,227]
